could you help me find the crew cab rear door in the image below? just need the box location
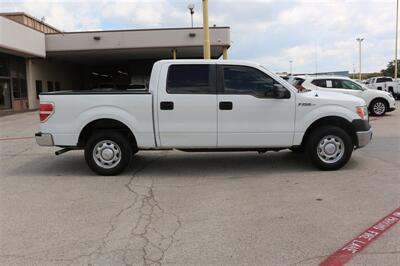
[156,63,217,148]
[216,64,296,147]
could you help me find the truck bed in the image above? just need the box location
[39,91,155,148]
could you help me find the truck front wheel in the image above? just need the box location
[306,126,353,170]
[85,131,132,175]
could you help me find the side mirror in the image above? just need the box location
[273,84,291,99]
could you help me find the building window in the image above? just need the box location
[166,64,212,94]
[12,78,19,98]
[0,53,10,76]
[47,81,53,92]
[36,80,42,99]
[55,81,60,91]
[20,79,27,98]
[11,78,27,99]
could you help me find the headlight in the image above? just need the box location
[356,106,368,119]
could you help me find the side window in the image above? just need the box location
[340,79,363,90]
[222,65,287,98]
[331,79,343,88]
[311,79,327,87]
[376,78,392,83]
[167,64,212,94]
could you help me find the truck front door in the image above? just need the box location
[216,65,295,147]
[157,63,217,148]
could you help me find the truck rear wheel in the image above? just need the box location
[306,126,353,170]
[84,131,132,175]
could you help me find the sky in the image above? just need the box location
[1,0,397,73]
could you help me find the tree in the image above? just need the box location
[381,60,400,77]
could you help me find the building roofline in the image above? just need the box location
[46,44,229,59]
[46,26,230,35]
[0,12,61,32]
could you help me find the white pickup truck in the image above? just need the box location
[36,60,372,175]
[366,77,400,99]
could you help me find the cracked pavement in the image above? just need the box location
[0,109,399,265]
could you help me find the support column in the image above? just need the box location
[25,59,37,109]
[172,48,177,59]
[222,47,228,60]
[202,0,211,59]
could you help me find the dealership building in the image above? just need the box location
[0,12,231,110]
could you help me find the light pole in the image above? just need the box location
[395,0,398,79]
[188,3,195,28]
[356,37,364,80]
[289,60,293,75]
[202,0,211,59]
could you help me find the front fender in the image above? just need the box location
[293,105,358,145]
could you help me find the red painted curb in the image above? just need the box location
[320,207,400,266]
[0,136,34,141]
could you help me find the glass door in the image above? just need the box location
[0,79,11,109]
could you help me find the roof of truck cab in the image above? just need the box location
[156,59,262,66]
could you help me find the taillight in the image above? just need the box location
[39,102,54,122]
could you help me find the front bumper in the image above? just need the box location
[352,119,372,148]
[356,129,372,148]
[35,132,54,146]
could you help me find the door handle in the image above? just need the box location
[160,101,174,110]
[219,101,233,110]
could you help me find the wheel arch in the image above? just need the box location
[78,118,137,151]
[369,97,389,110]
[301,116,357,148]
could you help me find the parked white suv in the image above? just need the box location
[292,76,396,116]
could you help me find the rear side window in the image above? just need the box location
[311,79,327,87]
[167,64,212,94]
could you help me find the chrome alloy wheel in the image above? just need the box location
[317,135,345,164]
[373,101,386,115]
[92,140,121,169]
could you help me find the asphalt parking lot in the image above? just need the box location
[0,109,399,266]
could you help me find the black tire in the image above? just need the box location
[84,131,132,175]
[306,126,353,170]
[369,99,387,116]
